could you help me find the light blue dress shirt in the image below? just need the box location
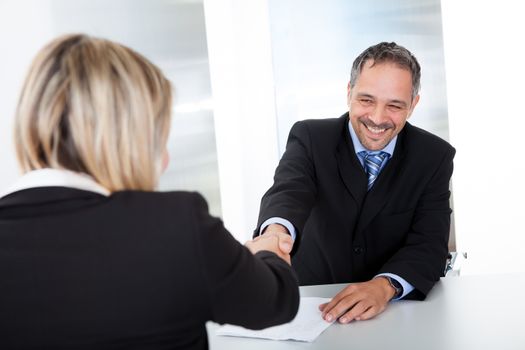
[261,121,414,300]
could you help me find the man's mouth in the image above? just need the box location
[365,124,386,134]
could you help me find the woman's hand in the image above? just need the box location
[245,233,292,265]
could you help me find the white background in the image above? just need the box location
[1,0,524,275]
[441,0,525,274]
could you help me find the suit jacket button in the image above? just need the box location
[353,246,364,254]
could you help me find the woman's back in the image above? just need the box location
[0,182,299,349]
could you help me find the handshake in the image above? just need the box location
[245,223,396,323]
[245,224,293,265]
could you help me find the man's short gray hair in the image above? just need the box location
[350,42,421,100]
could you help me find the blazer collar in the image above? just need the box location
[0,169,110,212]
[335,113,368,205]
[0,186,106,211]
[0,169,110,199]
[356,123,411,232]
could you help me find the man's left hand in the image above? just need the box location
[319,277,395,323]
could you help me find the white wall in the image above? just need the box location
[203,0,280,241]
[442,0,525,274]
[0,0,54,189]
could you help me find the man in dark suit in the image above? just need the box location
[255,42,455,324]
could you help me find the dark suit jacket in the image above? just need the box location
[0,188,299,349]
[256,113,455,299]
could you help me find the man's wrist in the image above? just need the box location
[259,217,297,241]
[375,273,414,299]
[263,223,289,235]
[374,276,397,301]
[382,276,403,300]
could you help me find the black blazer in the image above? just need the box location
[0,188,299,349]
[256,114,455,299]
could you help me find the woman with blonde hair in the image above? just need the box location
[0,34,298,349]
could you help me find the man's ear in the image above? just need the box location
[346,82,352,104]
[407,94,420,119]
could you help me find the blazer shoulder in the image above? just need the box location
[112,190,205,204]
[294,115,346,133]
[290,115,348,147]
[404,123,456,155]
[109,190,210,218]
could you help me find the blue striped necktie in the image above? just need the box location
[359,151,389,190]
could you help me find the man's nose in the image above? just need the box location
[367,106,387,125]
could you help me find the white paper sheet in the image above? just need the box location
[215,297,333,342]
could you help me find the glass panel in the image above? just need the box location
[268,0,449,154]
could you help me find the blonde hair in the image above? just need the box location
[14,34,172,191]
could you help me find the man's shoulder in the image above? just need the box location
[295,114,347,129]
[291,114,348,141]
[403,122,455,154]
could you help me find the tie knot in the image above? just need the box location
[358,151,389,163]
[358,151,390,190]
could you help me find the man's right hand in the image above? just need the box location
[257,223,293,254]
[245,224,294,264]
[245,233,291,265]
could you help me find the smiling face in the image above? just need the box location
[347,60,419,151]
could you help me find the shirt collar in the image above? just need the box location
[348,120,397,156]
[0,168,110,199]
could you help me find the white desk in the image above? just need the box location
[207,274,525,350]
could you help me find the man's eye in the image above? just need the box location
[389,104,402,110]
[360,99,372,104]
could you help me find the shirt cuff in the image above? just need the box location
[376,273,414,300]
[259,217,296,241]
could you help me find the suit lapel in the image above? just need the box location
[335,115,368,206]
[355,125,409,233]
